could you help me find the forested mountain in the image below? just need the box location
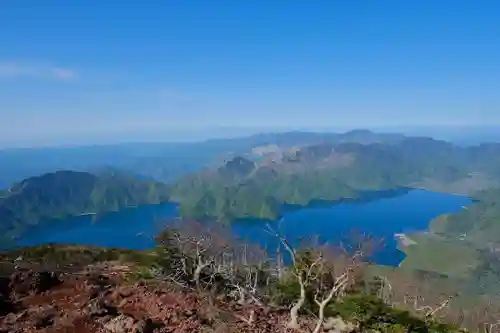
[430,188,500,245]
[0,170,170,239]
[172,137,500,221]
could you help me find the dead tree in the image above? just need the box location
[162,220,232,290]
[266,224,368,331]
[161,220,275,322]
[266,224,316,329]
[223,241,270,308]
[310,246,365,333]
[463,298,500,333]
[380,269,457,324]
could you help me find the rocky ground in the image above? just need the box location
[0,262,309,333]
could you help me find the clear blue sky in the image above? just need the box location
[1,1,499,146]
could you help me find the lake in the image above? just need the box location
[12,189,472,266]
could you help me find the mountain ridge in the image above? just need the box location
[0,129,410,188]
[172,137,500,221]
[0,170,170,241]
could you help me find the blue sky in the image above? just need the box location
[1,1,500,146]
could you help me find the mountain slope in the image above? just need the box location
[0,170,170,239]
[430,188,500,246]
[172,138,500,221]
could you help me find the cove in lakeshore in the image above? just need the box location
[10,189,472,267]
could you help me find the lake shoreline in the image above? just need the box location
[394,233,417,247]
[8,189,472,268]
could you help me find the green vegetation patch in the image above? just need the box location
[399,233,480,277]
[0,170,170,239]
[172,138,500,222]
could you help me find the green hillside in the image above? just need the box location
[430,188,500,245]
[172,138,500,221]
[0,170,170,239]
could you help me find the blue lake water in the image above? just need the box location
[12,189,472,266]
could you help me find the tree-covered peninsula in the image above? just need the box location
[0,170,170,239]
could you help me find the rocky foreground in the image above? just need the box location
[0,262,336,333]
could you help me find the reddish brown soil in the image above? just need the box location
[0,262,298,333]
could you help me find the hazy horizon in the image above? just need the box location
[2,2,500,147]
[1,125,500,149]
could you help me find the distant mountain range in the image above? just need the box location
[2,129,500,248]
[0,129,439,187]
[0,129,414,239]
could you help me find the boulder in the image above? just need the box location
[30,305,57,329]
[324,316,357,333]
[132,318,155,333]
[9,270,61,295]
[102,314,135,333]
[31,271,61,293]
